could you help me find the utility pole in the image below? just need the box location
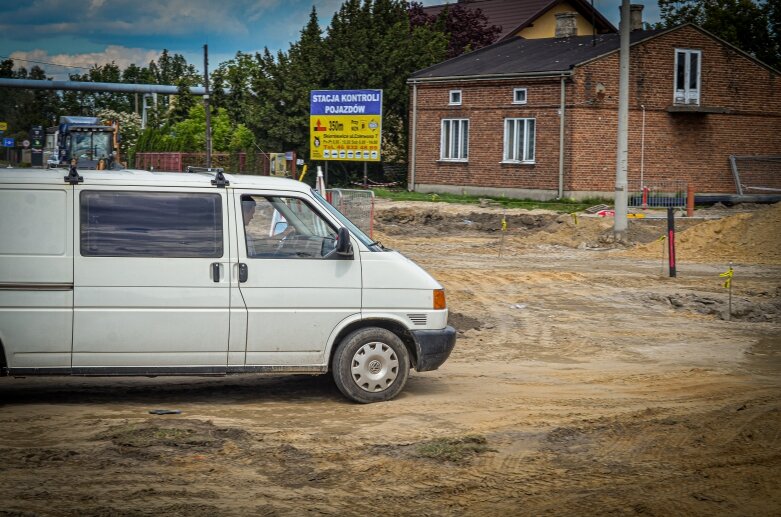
[204,44,212,168]
[614,0,630,240]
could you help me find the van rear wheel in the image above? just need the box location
[332,327,410,403]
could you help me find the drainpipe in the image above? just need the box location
[409,81,418,192]
[640,104,646,190]
[558,75,566,199]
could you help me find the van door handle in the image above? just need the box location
[239,263,248,283]
[211,262,220,282]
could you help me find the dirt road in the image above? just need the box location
[2,201,780,516]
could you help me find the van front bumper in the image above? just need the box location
[411,326,456,372]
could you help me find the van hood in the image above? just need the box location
[360,250,442,290]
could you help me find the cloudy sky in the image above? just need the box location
[0,0,661,80]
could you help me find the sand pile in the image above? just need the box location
[517,215,614,247]
[628,202,781,264]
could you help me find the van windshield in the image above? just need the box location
[311,189,381,251]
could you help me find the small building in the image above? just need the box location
[422,0,617,40]
[407,17,781,200]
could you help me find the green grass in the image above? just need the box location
[415,435,495,463]
[372,188,610,213]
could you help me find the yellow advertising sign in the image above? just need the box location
[0,122,7,131]
[310,115,381,162]
[310,90,382,162]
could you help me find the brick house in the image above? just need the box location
[407,23,781,199]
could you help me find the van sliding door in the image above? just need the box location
[72,187,231,372]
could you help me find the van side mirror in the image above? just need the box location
[336,227,353,257]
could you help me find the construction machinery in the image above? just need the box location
[46,116,120,169]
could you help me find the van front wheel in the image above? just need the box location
[332,327,410,403]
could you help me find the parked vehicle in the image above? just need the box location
[46,116,120,170]
[0,168,455,403]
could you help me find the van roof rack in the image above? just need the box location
[64,161,83,185]
[185,166,230,188]
[186,166,223,174]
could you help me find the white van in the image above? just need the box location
[0,168,455,403]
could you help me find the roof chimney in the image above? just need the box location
[555,12,578,38]
[630,4,644,31]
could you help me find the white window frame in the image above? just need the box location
[673,48,701,105]
[512,88,528,104]
[502,118,536,164]
[440,118,469,161]
[449,89,462,106]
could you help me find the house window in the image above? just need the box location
[440,119,469,161]
[674,49,701,105]
[503,118,536,163]
[513,88,527,104]
[449,90,462,105]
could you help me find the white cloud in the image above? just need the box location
[10,45,161,79]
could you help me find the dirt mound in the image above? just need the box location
[374,200,703,250]
[627,202,781,264]
[639,291,781,322]
[517,215,614,248]
[509,214,695,249]
[376,206,556,236]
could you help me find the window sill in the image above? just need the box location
[500,160,535,165]
[666,104,728,114]
[438,159,469,163]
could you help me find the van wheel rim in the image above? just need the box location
[351,341,399,393]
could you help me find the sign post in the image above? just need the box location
[30,126,44,167]
[3,137,14,166]
[310,89,383,172]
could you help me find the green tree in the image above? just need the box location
[137,104,252,154]
[97,108,142,166]
[0,60,62,133]
[169,79,197,124]
[63,62,131,114]
[658,0,780,69]
[215,0,447,178]
[409,1,501,58]
[212,51,258,127]
[282,7,329,159]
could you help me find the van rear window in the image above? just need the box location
[80,191,223,257]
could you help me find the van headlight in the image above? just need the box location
[433,289,446,310]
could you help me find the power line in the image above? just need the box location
[0,55,95,71]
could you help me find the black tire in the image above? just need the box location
[332,327,410,403]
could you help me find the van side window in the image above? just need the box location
[242,195,338,259]
[80,191,223,257]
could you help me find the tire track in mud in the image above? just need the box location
[3,210,781,516]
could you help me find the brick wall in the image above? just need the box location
[409,78,570,191]
[409,25,781,196]
[569,25,781,193]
